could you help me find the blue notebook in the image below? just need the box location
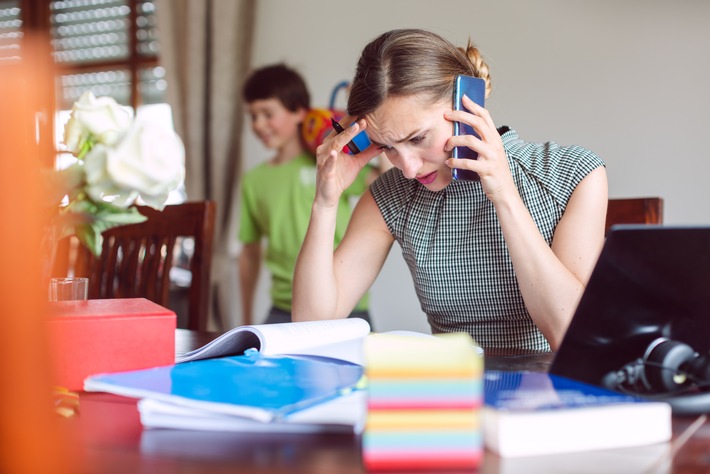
[483,371,672,457]
[84,349,364,423]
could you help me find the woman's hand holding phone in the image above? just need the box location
[446,95,515,205]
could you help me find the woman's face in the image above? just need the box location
[365,95,453,191]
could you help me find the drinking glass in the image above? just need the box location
[48,277,89,301]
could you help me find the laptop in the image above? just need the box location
[550,225,710,389]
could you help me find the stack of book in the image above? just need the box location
[362,333,483,471]
[482,370,673,458]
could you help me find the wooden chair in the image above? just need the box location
[605,197,664,235]
[57,201,216,332]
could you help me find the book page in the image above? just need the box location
[176,318,371,364]
[257,318,371,363]
[175,328,262,363]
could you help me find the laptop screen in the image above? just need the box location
[549,225,710,388]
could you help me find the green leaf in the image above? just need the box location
[98,207,148,225]
[60,198,150,257]
[64,197,98,216]
[75,223,103,257]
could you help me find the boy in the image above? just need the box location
[239,64,375,325]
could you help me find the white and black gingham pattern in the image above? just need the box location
[370,128,605,351]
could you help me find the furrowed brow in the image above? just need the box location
[370,130,423,148]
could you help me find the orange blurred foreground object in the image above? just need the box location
[0,42,73,473]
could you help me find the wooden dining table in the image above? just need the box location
[59,329,710,474]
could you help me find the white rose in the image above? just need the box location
[83,144,139,208]
[104,117,186,210]
[63,91,132,154]
[63,112,89,156]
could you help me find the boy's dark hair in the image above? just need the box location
[242,64,310,112]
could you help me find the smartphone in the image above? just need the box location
[451,74,486,181]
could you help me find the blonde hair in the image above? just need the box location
[347,29,492,117]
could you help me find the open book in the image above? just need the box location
[175,318,372,365]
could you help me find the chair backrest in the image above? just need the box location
[58,201,216,331]
[605,197,664,235]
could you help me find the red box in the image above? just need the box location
[48,298,176,391]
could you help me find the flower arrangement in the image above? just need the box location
[51,91,186,257]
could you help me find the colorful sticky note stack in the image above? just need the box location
[362,333,483,471]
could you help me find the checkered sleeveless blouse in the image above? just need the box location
[370,128,605,351]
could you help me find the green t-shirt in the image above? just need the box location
[239,153,370,312]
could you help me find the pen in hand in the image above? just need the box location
[330,117,361,154]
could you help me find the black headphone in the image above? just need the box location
[602,338,710,415]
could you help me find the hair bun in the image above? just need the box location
[459,41,492,98]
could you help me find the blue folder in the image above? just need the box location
[84,349,364,423]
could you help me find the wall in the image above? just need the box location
[235,0,710,332]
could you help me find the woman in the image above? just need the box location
[293,29,607,351]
